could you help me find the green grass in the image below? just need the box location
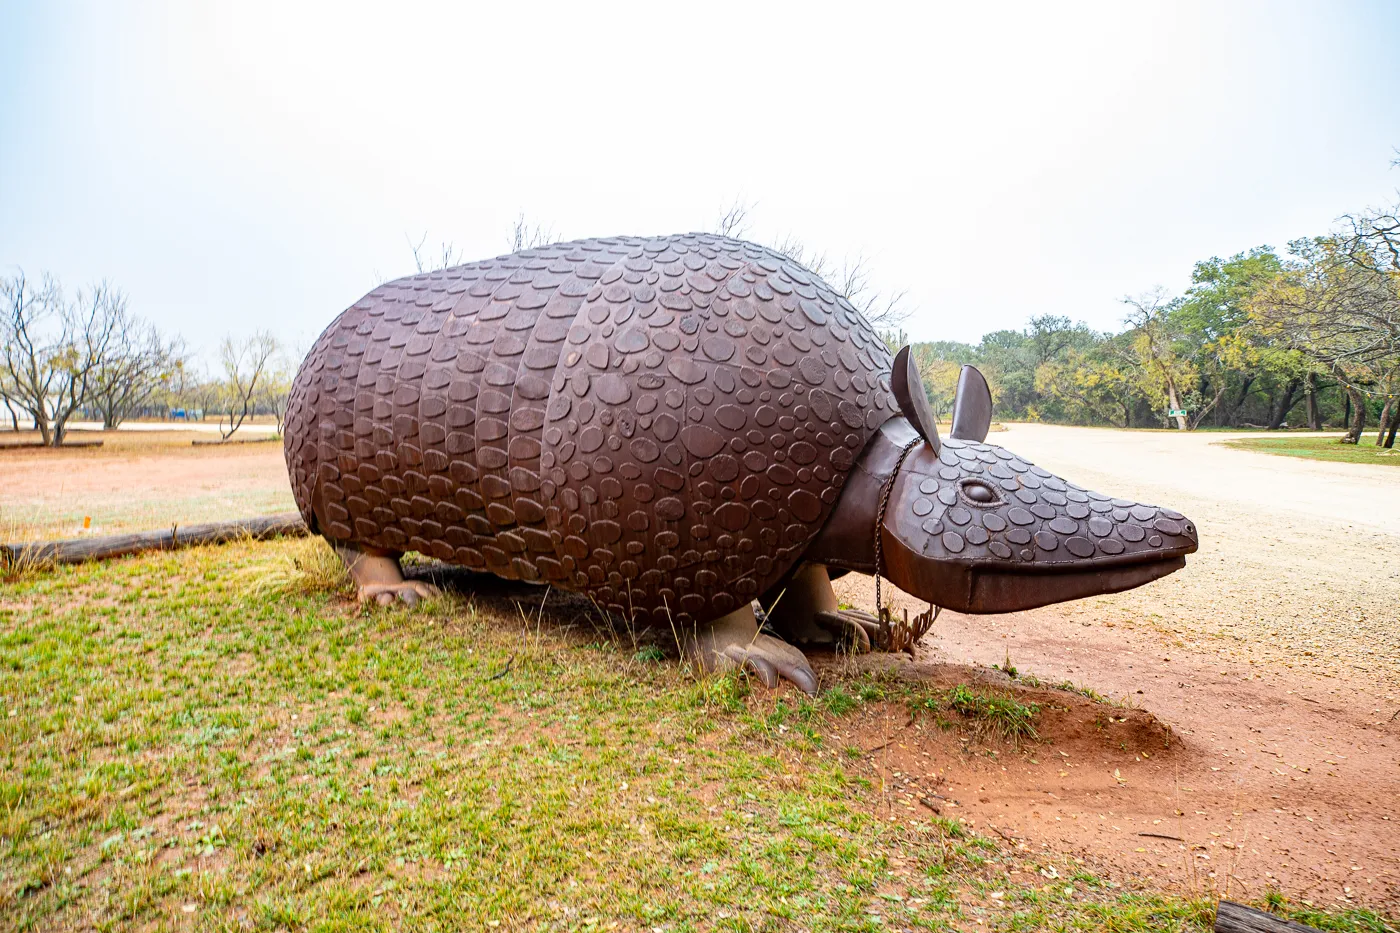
[1222,435,1400,467]
[910,686,1040,744]
[0,539,1394,931]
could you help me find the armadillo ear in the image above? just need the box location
[891,346,941,454]
[950,365,993,442]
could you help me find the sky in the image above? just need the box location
[2,0,1399,364]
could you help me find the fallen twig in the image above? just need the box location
[488,654,516,681]
[1137,832,1185,842]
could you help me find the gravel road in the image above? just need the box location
[994,424,1400,689]
[833,425,1400,907]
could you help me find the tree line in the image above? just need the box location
[8,186,1397,448]
[0,271,288,445]
[906,177,1400,446]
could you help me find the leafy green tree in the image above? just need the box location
[1250,237,1400,443]
[1035,334,1145,427]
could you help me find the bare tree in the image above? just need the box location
[508,213,559,251]
[86,309,185,429]
[0,356,20,430]
[1340,154,1400,275]
[829,253,910,331]
[218,332,279,440]
[255,353,294,435]
[766,236,910,331]
[710,203,912,332]
[408,232,464,274]
[1250,237,1400,443]
[714,198,753,238]
[0,271,125,445]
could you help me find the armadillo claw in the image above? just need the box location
[358,581,440,608]
[813,610,880,653]
[718,636,818,695]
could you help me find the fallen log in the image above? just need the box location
[1215,901,1322,933]
[191,436,281,446]
[1,513,308,568]
[0,440,104,450]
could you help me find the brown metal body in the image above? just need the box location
[285,234,897,628]
[287,233,1198,629]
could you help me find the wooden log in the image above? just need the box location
[1,513,309,567]
[191,436,281,446]
[1215,901,1323,933]
[0,440,104,450]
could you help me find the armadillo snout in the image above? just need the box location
[881,437,1197,613]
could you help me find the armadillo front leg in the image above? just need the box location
[764,563,881,653]
[683,604,818,695]
[332,541,439,608]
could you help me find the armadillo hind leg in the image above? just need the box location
[764,563,879,654]
[683,603,819,696]
[332,541,439,608]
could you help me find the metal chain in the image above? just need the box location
[872,438,921,620]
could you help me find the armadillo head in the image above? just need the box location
[806,349,1198,614]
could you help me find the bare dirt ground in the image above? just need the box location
[0,428,294,541]
[835,424,1400,913]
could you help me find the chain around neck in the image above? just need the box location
[872,437,921,616]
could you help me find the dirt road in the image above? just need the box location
[836,425,1399,911]
[0,431,294,540]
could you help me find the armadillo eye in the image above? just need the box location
[961,481,996,504]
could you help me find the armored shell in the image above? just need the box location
[285,234,897,626]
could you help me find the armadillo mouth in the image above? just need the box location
[885,548,1193,614]
[952,554,1187,614]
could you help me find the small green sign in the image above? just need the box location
[1168,409,1187,417]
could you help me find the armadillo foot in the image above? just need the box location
[813,609,880,653]
[764,563,875,653]
[684,604,818,695]
[332,541,440,608]
[358,580,440,608]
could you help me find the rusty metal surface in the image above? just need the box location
[949,364,992,442]
[285,234,897,627]
[802,402,1199,615]
[875,432,1199,613]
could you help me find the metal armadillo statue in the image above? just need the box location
[285,233,1198,693]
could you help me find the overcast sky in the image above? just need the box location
[2,0,1398,362]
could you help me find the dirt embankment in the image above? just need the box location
[835,425,1400,911]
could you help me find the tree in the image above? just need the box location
[408,233,463,273]
[1175,248,1294,428]
[0,271,125,445]
[714,199,752,238]
[86,308,185,429]
[1036,336,1145,427]
[507,214,559,252]
[709,201,911,332]
[1250,237,1400,443]
[1123,289,1195,429]
[218,332,279,440]
[761,234,910,332]
[0,358,19,430]
[255,353,294,435]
